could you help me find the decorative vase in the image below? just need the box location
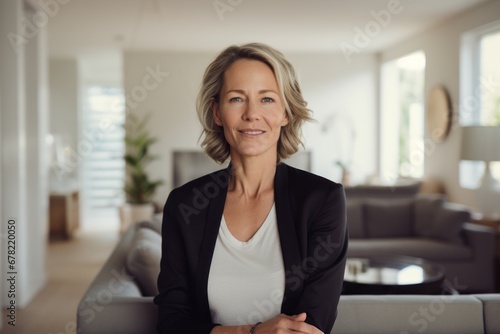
[341,169,351,186]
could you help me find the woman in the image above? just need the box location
[154,43,347,334]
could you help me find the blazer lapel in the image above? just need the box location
[274,163,303,314]
[195,167,230,321]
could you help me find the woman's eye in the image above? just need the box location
[262,97,274,103]
[229,97,243,103]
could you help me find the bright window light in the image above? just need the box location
[380,51,426,182]
[460,26,500,188]
[396,52,426,71]
[479,31,500,126]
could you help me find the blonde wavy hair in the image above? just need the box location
[196,42,313,164]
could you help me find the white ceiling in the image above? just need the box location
[47,0,488,58]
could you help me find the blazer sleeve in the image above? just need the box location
[296,183,348,332]
[154,189,219,334]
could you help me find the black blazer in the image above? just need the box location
[154,163,348,334]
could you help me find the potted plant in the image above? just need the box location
[120,113,163,233]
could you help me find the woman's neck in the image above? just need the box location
[228,154,277,199]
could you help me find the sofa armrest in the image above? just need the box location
[333,295,484,334]
[475,294,500,334]
[78,296,157,334]
[77,224,147,333]
[463,222,495,259]
[458,223,496,292]
[78,224,144,297]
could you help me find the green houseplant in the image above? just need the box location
[120,113,163,233]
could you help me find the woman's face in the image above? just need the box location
[213,59,288,162]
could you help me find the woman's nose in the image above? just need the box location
[243,100,260,121]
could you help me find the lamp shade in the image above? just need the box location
[461,126,500,162]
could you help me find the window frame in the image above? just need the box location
[459,20,500,189]
[379,50,426,183]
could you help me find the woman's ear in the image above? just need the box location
[281,110,289,126]
[212,100,223,126]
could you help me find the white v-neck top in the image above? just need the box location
[207,203,285,326]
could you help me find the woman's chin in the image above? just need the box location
[231,148,276,161]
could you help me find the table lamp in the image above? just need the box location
[461,126,500,218]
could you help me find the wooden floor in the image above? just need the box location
[2,229,118,334]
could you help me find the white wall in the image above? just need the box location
[380,0,500,207]
[288,53,378,183]
[24,4,50,301]
[123,51,378,205]
[0,0,49,312]
[1,0,28,313]
[49,58,79,153]
[123,52,210,205]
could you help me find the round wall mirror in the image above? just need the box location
[426,85,452,143]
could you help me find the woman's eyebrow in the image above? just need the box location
[224,89,279,95]
[258,89,279,94]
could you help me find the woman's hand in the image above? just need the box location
[254,313,324,334]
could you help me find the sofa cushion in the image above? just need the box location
[419,202,471,244]
[126,227,162,296]
[346,200,365,238]
[425,202,470,245]
[364,200,413,238]
[347,238,473,261]
[334,295,484,334]
[138,214,162,235]
[344,182,421,200]
[414,194,446,237]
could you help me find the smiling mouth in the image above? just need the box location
[240,130,265,135]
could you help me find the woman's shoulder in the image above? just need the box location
[168,167,230,202]
[163,168,229,225]
[279,163,342,192]
[277,164,345,217]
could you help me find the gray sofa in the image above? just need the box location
[77,220,500,334]
[345,192,495,293]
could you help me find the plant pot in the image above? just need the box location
[119,203,154,234]
[341,170,351,186]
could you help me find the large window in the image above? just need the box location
[81,86,125,231]
[380,51,426,183]
[460,24,500,188]
[479,31,500,125]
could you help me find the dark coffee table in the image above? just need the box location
[343,255,452,295]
